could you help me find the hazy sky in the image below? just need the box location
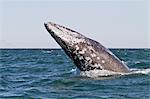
[0,0,149,48]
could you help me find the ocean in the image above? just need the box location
[0,49,150,99]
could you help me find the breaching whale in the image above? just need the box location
[44,22,130,73]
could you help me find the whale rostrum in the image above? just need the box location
[44,22,130,73]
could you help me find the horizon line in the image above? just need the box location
[0,47,149,49]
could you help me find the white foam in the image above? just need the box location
[80,69,122,78]
[70,68,77,72]
[80,68,150,78]
[134,61,141,64]
[42,50,52,53]
[129,68,150,75]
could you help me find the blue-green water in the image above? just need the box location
[0,49,150,99]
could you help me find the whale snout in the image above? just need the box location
[44,22,48,31]
[44,22,48,27]
[44,22,55,26]
[44,22,85,45]
[44,22,55,33]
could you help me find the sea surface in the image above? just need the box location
[0,49,150,99]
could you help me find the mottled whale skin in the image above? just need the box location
[44,22,130,73]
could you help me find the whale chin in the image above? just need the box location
[44,22,130,73]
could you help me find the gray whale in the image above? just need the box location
[44,22,130,73]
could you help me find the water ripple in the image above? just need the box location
[0,49,149,98]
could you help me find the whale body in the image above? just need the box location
[44,22,130,73]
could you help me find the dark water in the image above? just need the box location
[0,49,150,99]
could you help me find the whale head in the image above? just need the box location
[44,22,85,48]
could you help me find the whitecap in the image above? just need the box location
[42,50,53,53]
[134,61,141,64]
[70,68,77,72]
[69,68,80,75]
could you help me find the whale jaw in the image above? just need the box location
[44,22,130,73]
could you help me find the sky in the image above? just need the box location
[0,0,149,48]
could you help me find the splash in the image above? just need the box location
[129,68,150,75]
[79,68,150,78]
[80,69,122,78]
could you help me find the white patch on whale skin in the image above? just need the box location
[97,57,100,60]
[92,63,103,69]
[75,45,79,50]
[91,53,97,57]
[102,60,105,63]
[79,56,84,60]
[82,48,87,52]
[79,50,85,54]
[78,47,88,55]
[85,57,91,61]
[88,46,94,51]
